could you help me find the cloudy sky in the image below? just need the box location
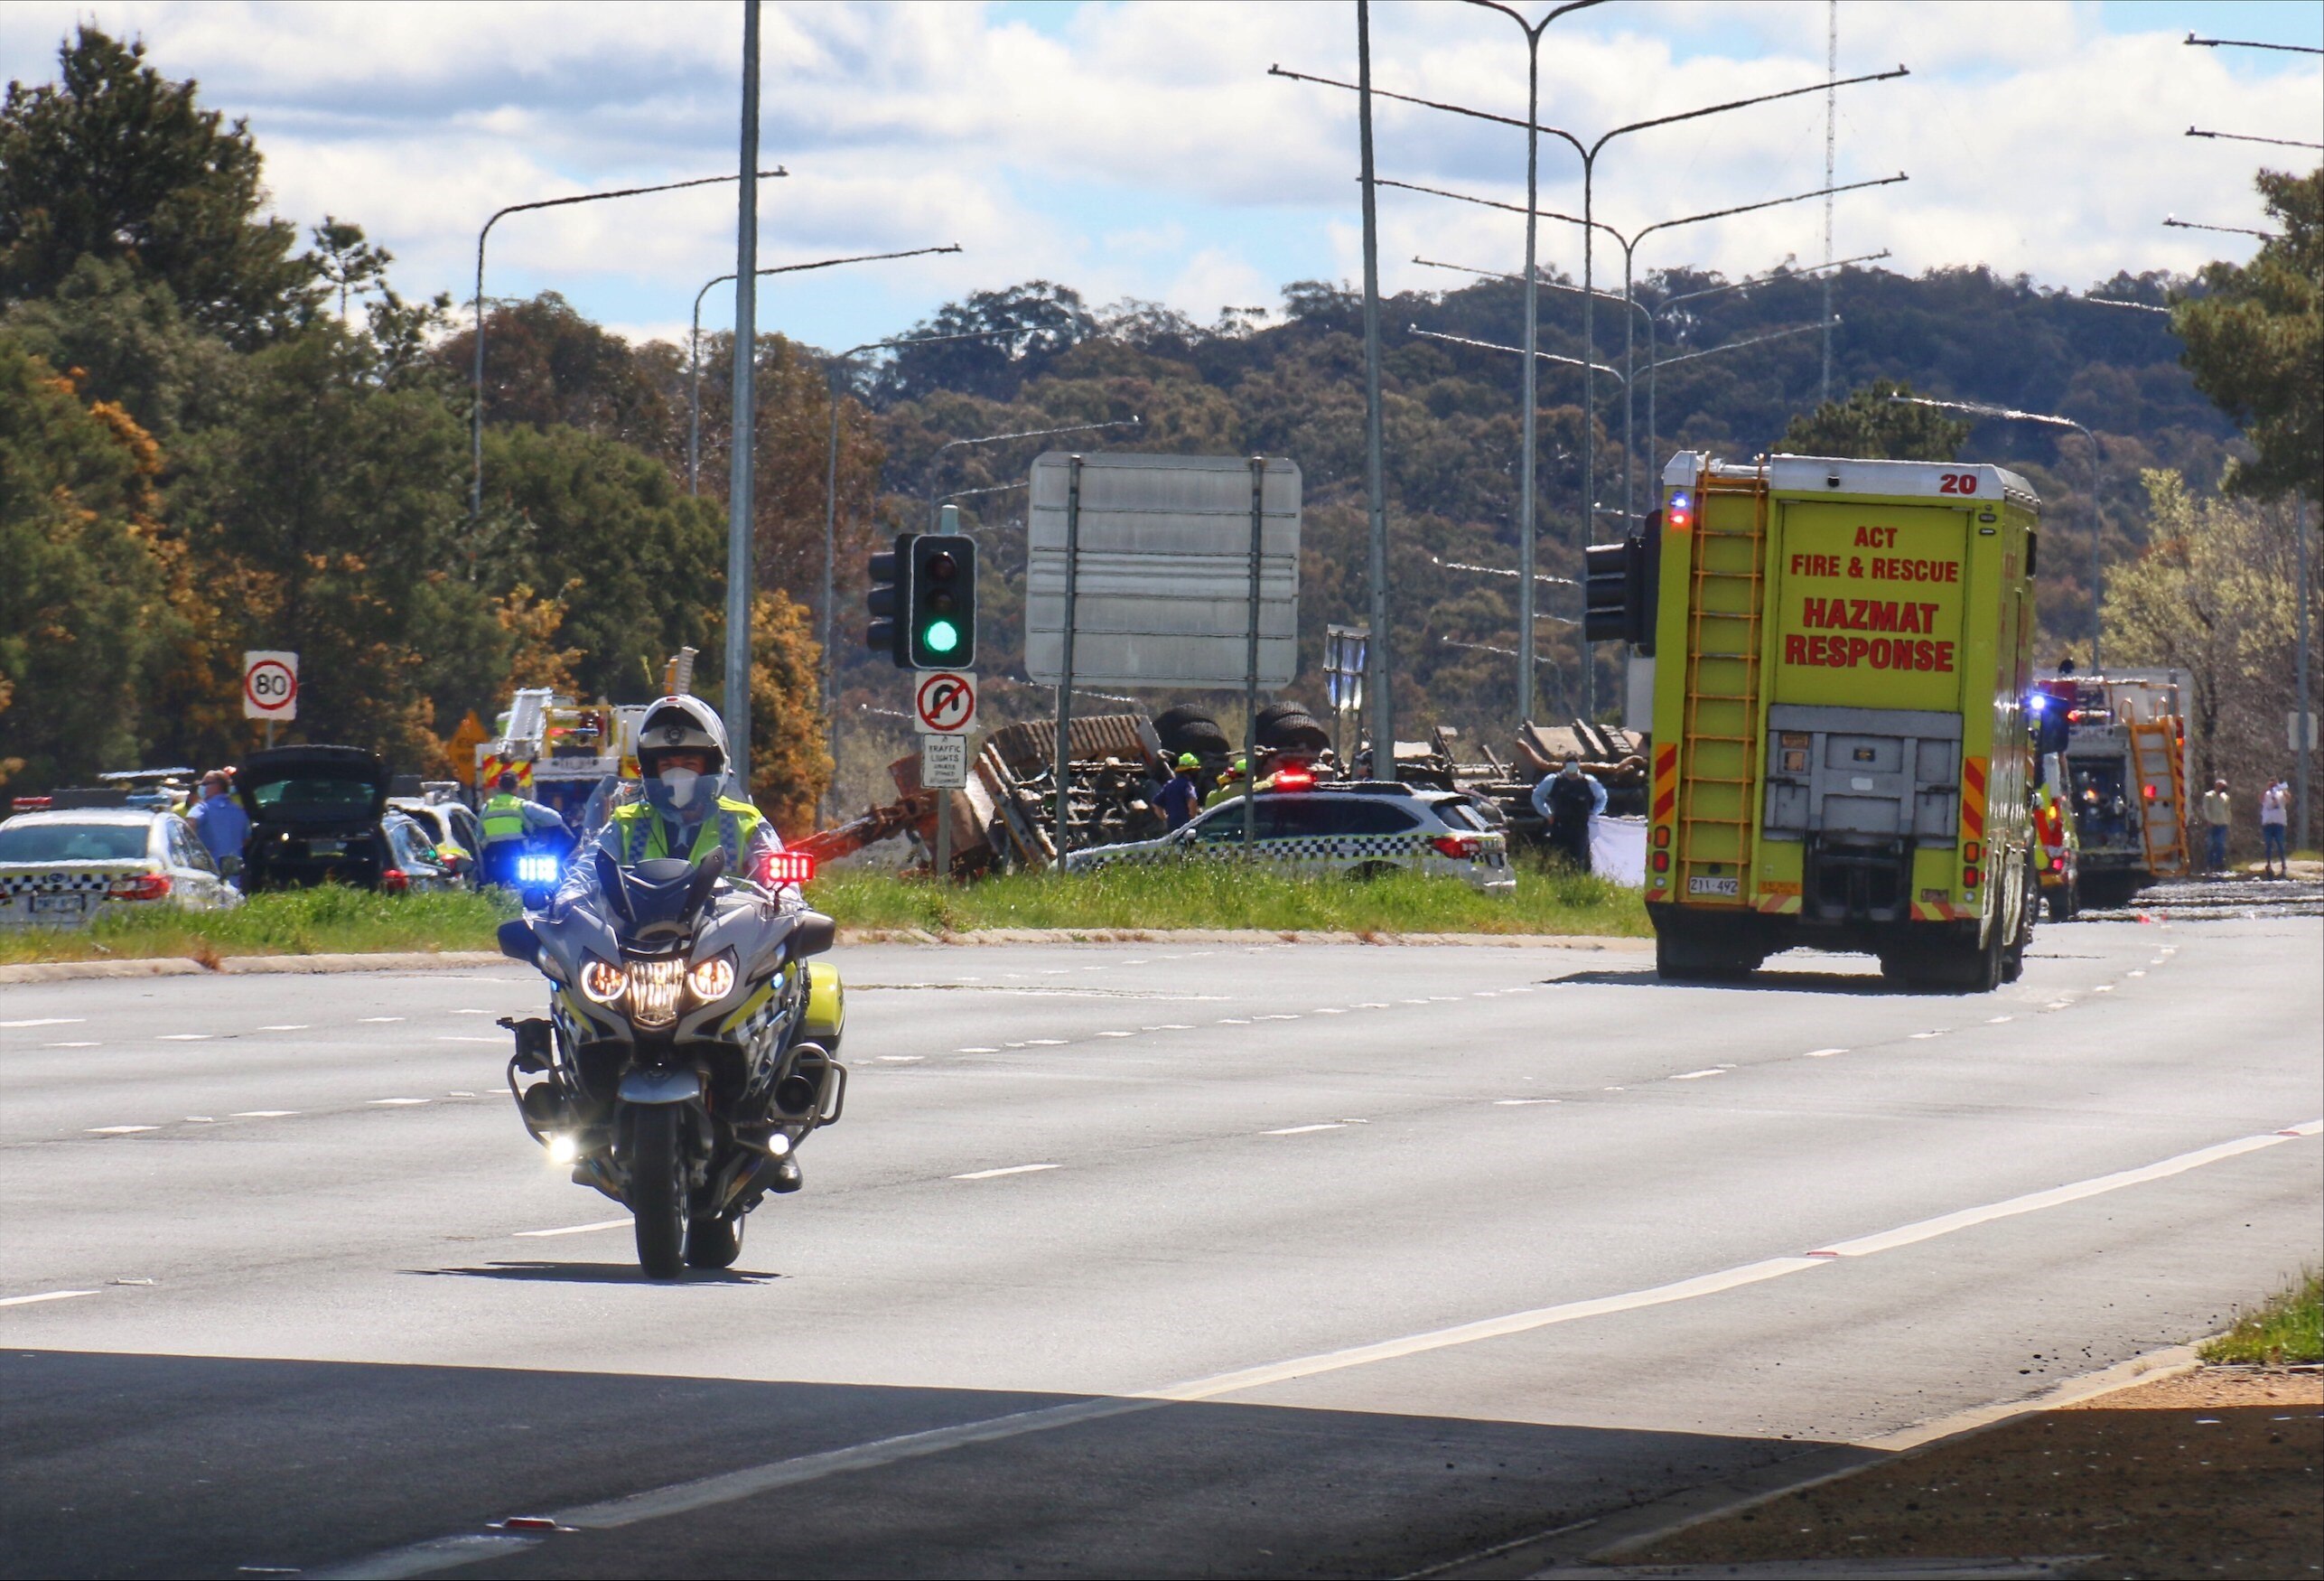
[3,2,2318,354]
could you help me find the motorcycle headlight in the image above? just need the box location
[686,952,737,1002]
[579,956,626,1003]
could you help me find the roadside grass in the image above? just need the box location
[807,852,1647,938]
[0,885,516,966]
[2199,1269,2323,1366]
[2,855,1647,965]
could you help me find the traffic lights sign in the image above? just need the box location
[908,533,976,669]
[865,531,914,667]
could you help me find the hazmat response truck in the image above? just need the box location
[1628,454,2040,990]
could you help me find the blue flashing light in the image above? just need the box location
[516,855,561,884]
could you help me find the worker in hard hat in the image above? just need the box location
[1205,756,1250,809]
[1157,753,1205,830]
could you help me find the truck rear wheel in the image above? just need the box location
[1656,922,1764,981]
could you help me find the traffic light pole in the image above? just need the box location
[1051,456,1085,867]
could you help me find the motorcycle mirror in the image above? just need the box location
[791,911,837,958]
[496,918,537,963]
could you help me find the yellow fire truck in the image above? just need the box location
[1638,454,2040,990]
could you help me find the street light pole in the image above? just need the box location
[723,0,761,788]
[1459,1,1606,727]
[1889,394,2109,668]
[2163,215,2283,243]
[687,243,963,496]
[471,164,785,519]
[1358,0,1395,777]
[1280,55,1907,719]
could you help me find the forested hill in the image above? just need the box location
[846,264,2235,755]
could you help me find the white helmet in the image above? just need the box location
[637,695,728,775]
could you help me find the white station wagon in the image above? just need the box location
[0,808,243,928]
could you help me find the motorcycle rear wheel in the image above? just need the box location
[630,1106,687,1280]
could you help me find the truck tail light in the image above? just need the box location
[1652,826,1671,848]
[2142,783,2157,800]
[108,873,172,902]
[1430,835,1480,859]
[1651,850,1671,873]
[1963,865,1981,889]
[1964,841,1982,865]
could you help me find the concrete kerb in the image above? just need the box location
[1411,1343,2209,1580]
[0,928,1653,986]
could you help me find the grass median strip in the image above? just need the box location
[1,858,1643,967]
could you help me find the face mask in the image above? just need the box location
[656,767,703,810]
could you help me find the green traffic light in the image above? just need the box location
[922,618,961,655]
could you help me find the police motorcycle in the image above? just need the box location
[496,846,845,1278]
[480,825,577,908]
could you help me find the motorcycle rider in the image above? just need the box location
[549,694,806,1185]
[552,694,796,912]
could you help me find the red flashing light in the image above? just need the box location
[108,873,172,902]
[1430,834,1481,859]
[2050,856,2066,873]
[763,849,817,886]
[379,868,410,893]
[2142,783,2157,800]
[1271,766,1315,792]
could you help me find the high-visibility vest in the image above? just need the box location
[605,797,762,869]
[481,792,532,846]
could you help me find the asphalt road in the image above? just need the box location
[3,913,2318,1579]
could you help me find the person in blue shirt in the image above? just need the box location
[187,770,249,883]
[1155,753,1204,830]
[1531,758,1606,872]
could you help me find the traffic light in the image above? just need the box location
[1582,515,1660,653]
[908,532,976,669]
[864,531,914,667]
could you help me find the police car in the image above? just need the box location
[0,807,243,928]
[1064,777,1515,893]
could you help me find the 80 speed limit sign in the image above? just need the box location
[242,650,299,721]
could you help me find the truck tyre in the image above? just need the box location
[1656,924,1762,982]
[2046,883,2076,923]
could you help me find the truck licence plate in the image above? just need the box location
[31,893,88,916]
[1687,875,1741,897]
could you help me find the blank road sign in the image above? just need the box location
[1025,453,1301,690]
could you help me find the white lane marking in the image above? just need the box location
[362,1119,2324,1549]
[1023,1038,1067,1047]
[2045,1000,2073,1009]
[1987,1015,2014,1024]
[1909,1031,1945,1040]
[513,1219,629,1239]
[1669,1069,1726,1081]
[438,1036,503,1044]
[1147,1024,1193,1031]
[1400,997,1431,1005]
[452,1008,490,1015]
[310,1531,543,1579]
[359,1016,406,1024]
[952,1164,1059,1180]
[1096,1030,1134,1038]
[0,1017,82,1028]
[956,1046,999,1053]
[155,1034,211,1042]
[447,1091,478,1098]
[1804,1048,1848,1058]
[369,1098,430,1107]
[87,1125,157,1135]
[1808,1123,2324,1258]
[232,1110,298,1118]
[1262,1123,1344,1136]
[1495,1099,1558,1106]
[1356,1002,1390,1009]
[257,1024,308,1032]
[184,1116,216,1123]
[1254,1014,1299,1022]
[2127,970,2145,978]
[46,1041,99,1048]
[1313,1007,1346,1015]
[1217,1017,1250,1025]
[0,1289,98,1308]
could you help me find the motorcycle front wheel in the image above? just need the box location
[630,1105,687,1279]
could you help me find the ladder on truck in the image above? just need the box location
[1674,467,1773,903]
[2129,718,2189,877]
